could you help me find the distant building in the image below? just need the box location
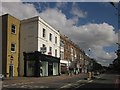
[1,14,20,77]
[20,16,60,77]
[60,35,85,74]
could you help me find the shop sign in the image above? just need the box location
[40,47,46,53]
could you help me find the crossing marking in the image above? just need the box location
[88,80,93,83]
[60,83,72,88]
[74,83,85,89]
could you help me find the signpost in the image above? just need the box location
[40,47,46,53]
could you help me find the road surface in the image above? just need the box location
[73,73,120,90]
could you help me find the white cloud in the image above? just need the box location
[71,7,87,18]
[39,8,118,66]
[1,2,39,19]
[56,2,67,8]
[1,2,118,66]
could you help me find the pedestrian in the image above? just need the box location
[69,67,73,76]
[115,76,120,90]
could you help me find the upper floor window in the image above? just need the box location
[49,47,52,52]
[71,47,73,54]
[60,40,64,47]
[42,44,46,47]
[41,44,46,54]
[55,49,57,57]
[60,51,64,60]
[49,33,52,41]
[11,24,16,34]
[11,43,16,52]
[43,28,46,38]
[48,47,52,55]
[55,37,57,44]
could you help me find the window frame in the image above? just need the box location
[49,47,52,52]
[55,36,57,44]
[11,24,16,34]
[55,49,57,57]
[42,44,46,47]
[11,43,16,52]
[49,33,52,41]
[42,28,46,38]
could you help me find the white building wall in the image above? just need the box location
[20,16,60,76]
[38,17,60,58]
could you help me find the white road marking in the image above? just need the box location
[75,84,85,88]
[60,83,72,88]
[88,80,93,83]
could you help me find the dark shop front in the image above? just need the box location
[23,51,60,77]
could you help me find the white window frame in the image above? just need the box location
[11,43,16,52]
[43,28,46,38]
[60,40,64,47]
[42,44,46,47]
[11,24,16,34]
[60,51,64,60]
[49,47,52,52]
[55,36,57,44]
[49,33,52,41]
[55,49,57,57]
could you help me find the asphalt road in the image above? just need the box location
[2,73,87,90]
[2,73,120,90]
[73,73,120,90]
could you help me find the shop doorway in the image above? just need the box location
[48,62,53,76]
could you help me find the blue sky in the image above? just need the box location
[30,2,118,52]
[1,1,119,66]
[32,2,118,66]
[30,2,118,30]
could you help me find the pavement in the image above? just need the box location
[73,74,120,90]
[1,73,89,90]
[0,81,2,90]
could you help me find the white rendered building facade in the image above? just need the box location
[20,16,60,76]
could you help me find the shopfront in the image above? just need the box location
[23,51,60,77]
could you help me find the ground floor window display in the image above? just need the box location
[24,51,60,77]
